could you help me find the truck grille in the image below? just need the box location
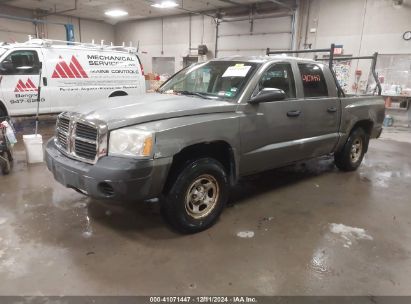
[76,123,98,140]
[56,113,103,163]
[58,117,70,133]
[75,139,97,159]
[57,131,68,150]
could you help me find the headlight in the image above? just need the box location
[108,127,154,158]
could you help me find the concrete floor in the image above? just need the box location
[1,118,411,296]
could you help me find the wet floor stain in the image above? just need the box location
[309,249,330,275]
[236,231,255,238]
[329,223,373,248]
[0,124,411,295]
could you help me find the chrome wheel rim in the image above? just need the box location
[185,174,219,219]
[350,138,363,163]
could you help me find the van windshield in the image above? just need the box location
[159,61,259,100]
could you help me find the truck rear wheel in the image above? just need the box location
[334,127,368,171]
[161,157,229,234]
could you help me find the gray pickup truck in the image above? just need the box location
[45,52,385,233]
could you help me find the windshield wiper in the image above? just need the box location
[174,90,211,99]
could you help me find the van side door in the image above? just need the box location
[0,49,50,116]
[297,63,341,157]
[41,48,86,113]
[239,62,306,175]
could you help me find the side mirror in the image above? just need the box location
[249,88,286,104]
[0,61,14,73]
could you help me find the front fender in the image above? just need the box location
[137,112,242,178]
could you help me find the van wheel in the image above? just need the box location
[0,154,10,175]
[5,149,13,162]
[334,127,368,171]
[108,91,128,98]
[0,104,7,119]
[161,158,229,234]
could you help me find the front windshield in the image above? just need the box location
[159,61,259,100]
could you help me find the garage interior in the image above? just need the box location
[1,0,411,298]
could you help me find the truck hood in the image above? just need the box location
[73,93,238,130]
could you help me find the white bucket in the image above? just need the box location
[23,134,44,164]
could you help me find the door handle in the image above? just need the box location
[42,77,48,86]
[287,110,301,117]
[327,107,337,113]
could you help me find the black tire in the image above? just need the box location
[161,157,229,234]
[334,127,368,171]
[6,149,13,162]
[4,150,13,170]
[0,104,7,120]
[0,154,10,175]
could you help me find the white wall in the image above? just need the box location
[115,15,216,74]
[116,0,410,76]
[0,4,114,44]
[0,5,36,42]
[298,0,411,93]
[217,15,293,57]
[303,0,411,55]
[2,0,409,81]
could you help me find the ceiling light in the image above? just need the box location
[104,10,129,17]
[151,1,179,8]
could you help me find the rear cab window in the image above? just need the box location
[298,63,328,98]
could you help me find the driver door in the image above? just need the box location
[0,49,50,116]
[239,62,306,175]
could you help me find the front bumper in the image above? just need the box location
[45,138,171,201]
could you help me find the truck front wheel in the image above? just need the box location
[161,157,229,233]
[334,127,368,171]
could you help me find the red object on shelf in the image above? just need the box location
[384,96,392,108]
[334,45,343,55]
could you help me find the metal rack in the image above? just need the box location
[316,52,382,96]
[266,43,382,96]
[24,36,138,53]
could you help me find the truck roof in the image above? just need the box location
[211,55,316,64]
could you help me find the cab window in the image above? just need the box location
[257,63,296,98]
[298,63,328,98]
[0,50,40,75]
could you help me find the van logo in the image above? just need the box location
[14,78,38,92]
[51,56,88,79]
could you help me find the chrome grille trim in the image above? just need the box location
[75,123,98,140]
[55,112,108,164]
[74,139,97,160]
[58,117,70,133]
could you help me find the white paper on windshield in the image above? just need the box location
[203,71,211,83]
[222,64,252,77]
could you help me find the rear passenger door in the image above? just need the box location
[297,63,340,158]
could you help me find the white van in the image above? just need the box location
[0,39,146,117]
